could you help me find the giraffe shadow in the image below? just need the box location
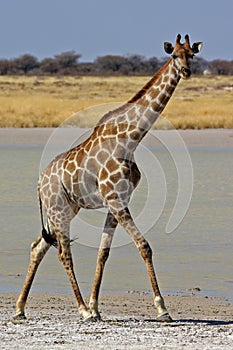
[144,318,233,326]
[176,319,233,326]
[101,318,233,326]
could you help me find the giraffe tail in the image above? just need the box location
[41,225,58,248]
[38,184,58,248]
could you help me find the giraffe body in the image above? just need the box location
[15,35,202,322]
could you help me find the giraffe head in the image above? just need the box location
[164,34,203,79]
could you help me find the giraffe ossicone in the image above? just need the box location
[14,34,202,322]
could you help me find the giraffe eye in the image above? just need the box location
[172,54,177,59]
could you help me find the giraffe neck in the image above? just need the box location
[127,58,180,136]
[95,58,180,152]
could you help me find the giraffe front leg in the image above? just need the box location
[89,247,110,320]
[135,236,171,321]
[57,234,92,321]
[89,212,117,320]
[110,206,172,322]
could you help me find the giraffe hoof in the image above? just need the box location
[12,313,27,323]
[83,314,102,322]
[156,313,172,322]
[83,315,95,323]
[93,314,102,322]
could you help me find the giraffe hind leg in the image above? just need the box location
[55,227,92,321]
[14,235,50,319]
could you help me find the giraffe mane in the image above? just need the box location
[95,102,129,127]
[127,58,172,104]
[95,58,172,128]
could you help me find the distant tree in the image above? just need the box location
[94,54,159,75]
[40,58,59,74]
[146,57,160,74]
[158,57,170,69]
[76,62,95,75]
[95,55,128,74]
[54,51,81,73]
[117,61,132,75]
[1,50,233,77]
[209,59,233,75]
[13,54,39,74]
[0,59,11,75]
[125,54,144,73]
[191,57,208,75]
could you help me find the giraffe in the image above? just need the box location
[14,34,202,322]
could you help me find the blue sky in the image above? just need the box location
[0,0,232,61]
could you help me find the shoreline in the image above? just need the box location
[0,127,233,149]
[1,292,233,349]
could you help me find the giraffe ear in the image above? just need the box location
[192,42,203,54]
[164,42,174,54]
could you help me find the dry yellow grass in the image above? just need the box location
[161,75,233,129]
[0,75,232,129]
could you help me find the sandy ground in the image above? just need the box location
[0,127,233,149]
[0,292,232,349]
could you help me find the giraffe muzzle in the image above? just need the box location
[181,67,191,78]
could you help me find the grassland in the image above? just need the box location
[0,75,232,129]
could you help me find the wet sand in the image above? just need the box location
[0,292,232,349]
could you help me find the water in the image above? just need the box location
[0,133,232,302]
